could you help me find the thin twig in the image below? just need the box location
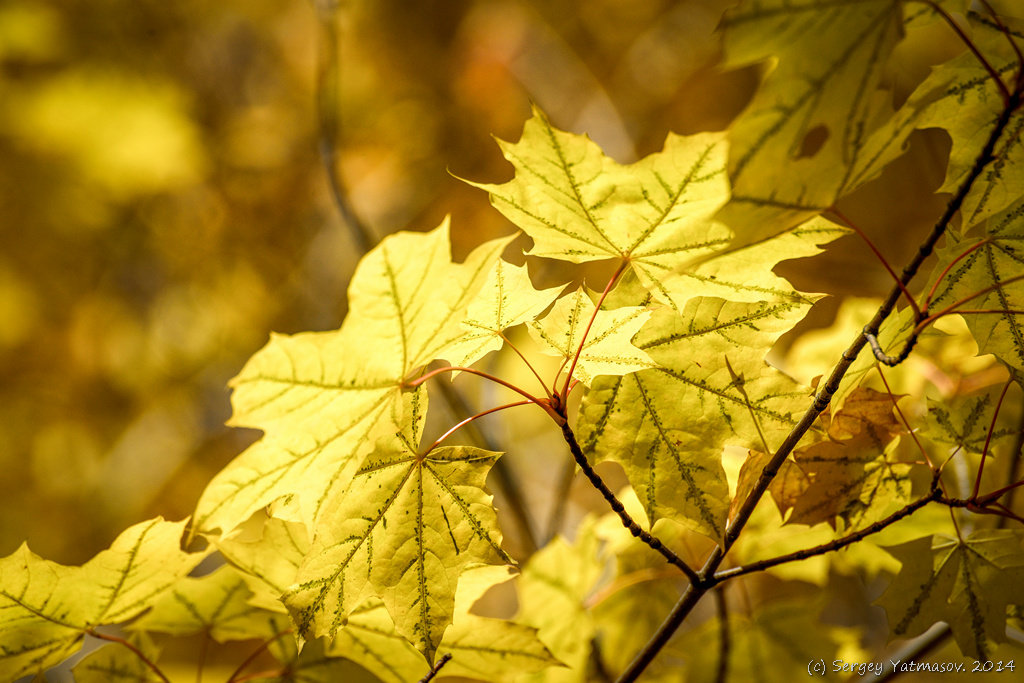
[405,365,556,420]
[87,630,171,683]
[423,400,533,454]
[615,74,1024,683]
[832,208,921,317]
[558,418,701,584]
[561,260,630,401]
[923,0,1011,105]
[864,327,918,367]
[196,632,209,683]
[226,629,293,683]
[924,237,990,307]
[867,270,1024,366]
[711,485,940,583]
[971,379,1014,498]
[418,653,453,683]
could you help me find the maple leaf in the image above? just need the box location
[716,0,934,243]
[671,597,860,682]
[442,259,563,368]
[789,387,910,528]
[579,295,815,541]
[466,107,736,307]
[130,565,289,642]
[731,449,809,521]
[528,287,656,386]
[285,391,512,661]
[72,633,162,683]
[326,566,559,683]
[928,197,1024,372]
[665,216,849,306]
[914,14,1024,228]
[216,516,309,614]
[923,391,1020,456]
[516,522,605,683]
[877,530,1024,659]
[0,518,204,681]
[193,220,513,535]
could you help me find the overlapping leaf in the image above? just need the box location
[72,634,162,683]
[928,197,1024,372]
[286,392,512,660]
[442,259,563,368]
[878,530,1024,659]
[915,14,1024,228]
[528,287,655,386]
[579,296,815,541]
[131,565,288,642]
[0,518,203,680]
[467,108,733,308]
[216,516,309,614]
[789,387,910,528]
[517,522,605,683]
[924,391,1020,456]
[717,0,922,242]
[327,566,559,683]
[732,450,809,521]
[663,216,849,306]
[193,221,513,535]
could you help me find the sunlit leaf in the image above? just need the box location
[877,530,1024,659]
[528,287,655,386]
[442,259,563,368]
[662,216,849,306]
[516,521,605,683]
[467,107,733,309]
[326,566,559,683]
[216,517,309,614]
[928,196,1024,372]
[789,387,909,528]
[72,633,162,683]
[579,296,815,541]
[193,221,513,535]
[717,0,911,242]
[0,518,203,680]
[923,391,1020,456]
[915,14,1024,228]
[286,392,512,660]
[131,565,289,642]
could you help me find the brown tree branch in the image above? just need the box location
[615,73,1024,683]
[418,653,453,683]
[87,629,171,683]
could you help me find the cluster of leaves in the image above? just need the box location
[4,1,1024,682]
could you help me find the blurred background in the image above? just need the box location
[0,0,963,565]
